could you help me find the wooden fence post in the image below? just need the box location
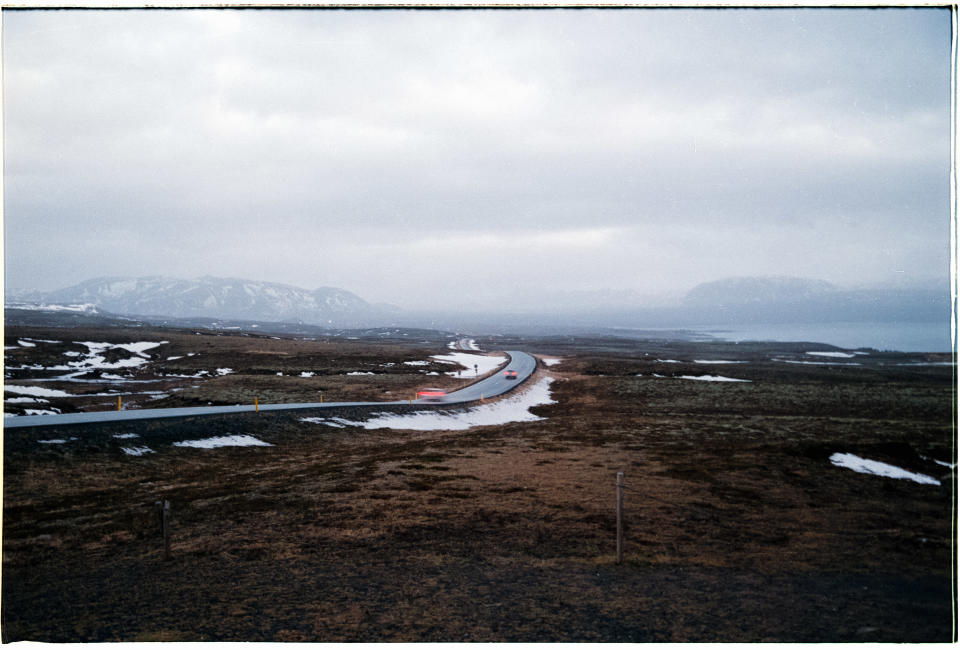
[157,499,171,560]
[616,472,624,564]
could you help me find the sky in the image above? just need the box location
[2,7,953,312]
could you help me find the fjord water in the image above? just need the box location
[697,321,952,353]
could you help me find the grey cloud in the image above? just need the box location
[2,8,951,311]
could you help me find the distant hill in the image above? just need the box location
[676,276,948,324]
[482,276,951,329]
[10,276,398,328]
[683,276,838,308]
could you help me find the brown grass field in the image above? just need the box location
[2,325,956,642]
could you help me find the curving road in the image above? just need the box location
[4,351,537,429]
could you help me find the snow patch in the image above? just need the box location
[174,434,272,449]
[6,302,97,313]
[113,433,140,439]
[4,385,74,397]
[774,359,861,366]
[300,371,315,378]
[300,417,351,428]
[122,446,154,456]
[41,341,166,371]
[921,455,956,469]
[830,452,940,486]
[38,437,77,444]
[216,368,234,376]
[807,351,856,358]
[17,340,36,347]
[304,377,556,431]
[693,360,746,365]
[679,375,751,382]
[430,352,506,378]
[542,358,563,366]
[114,341,167,357]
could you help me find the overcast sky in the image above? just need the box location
[2,7,952,311]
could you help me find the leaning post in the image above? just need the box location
[162,500,172,560]
[156,499,172,560]
[616,472,624,564]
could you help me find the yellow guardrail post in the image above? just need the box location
[255,396,258,413]
[117,396,122,411]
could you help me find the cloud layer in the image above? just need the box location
[3,8,952,310]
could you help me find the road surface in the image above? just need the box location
[4,351,536,429]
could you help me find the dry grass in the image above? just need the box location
[2,328,955,642]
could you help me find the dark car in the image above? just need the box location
[504,370,518,380]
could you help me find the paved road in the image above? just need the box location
[4,351,537,429]
[431,350,536,403]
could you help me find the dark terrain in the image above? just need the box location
[3,325,956,642]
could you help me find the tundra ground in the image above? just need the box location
[3,327,955,642]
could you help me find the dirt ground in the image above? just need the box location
[2,327,956,642]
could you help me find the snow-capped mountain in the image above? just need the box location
[13,276,393,326]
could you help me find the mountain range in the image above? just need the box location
[5,274,950,331]
[8,276,397,328]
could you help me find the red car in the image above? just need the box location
[504,370,518,380]
[416,388,447,401]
